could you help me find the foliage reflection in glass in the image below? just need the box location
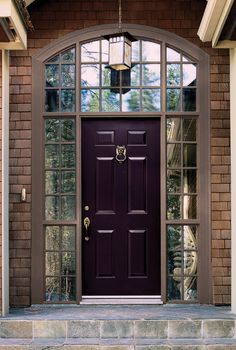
[44,119,76,221]
[45,47,76,112]
[45,225,76,302]
[167,225,198,301]
[142,89,160,112]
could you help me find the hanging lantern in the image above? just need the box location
[105,32,136,71]
[104,0,136,71]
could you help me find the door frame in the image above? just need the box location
[80,116,163,300]
[31,24,211,305]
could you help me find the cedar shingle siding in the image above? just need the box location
[6,0,231,306]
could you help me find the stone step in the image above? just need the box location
[1,340,236,349]
[0,319,236,349]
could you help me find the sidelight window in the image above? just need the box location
[44,118,76,301]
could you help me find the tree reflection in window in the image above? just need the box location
[80,39,161,112]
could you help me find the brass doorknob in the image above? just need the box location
[83,217,90,241]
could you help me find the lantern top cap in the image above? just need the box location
[104,32,137,42]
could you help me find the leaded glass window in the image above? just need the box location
[45,47,76,112]
[44,118,76,301]
[166,117,198,301]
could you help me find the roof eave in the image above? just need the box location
[197,0,234,47]
[0,0,30,49]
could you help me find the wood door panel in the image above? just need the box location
[96,157,115,214]
[82,119,160,295]
[96,230,115,278]
[128,229,147,277]
[128,157,147,213]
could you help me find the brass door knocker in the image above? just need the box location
[116,145,126,163]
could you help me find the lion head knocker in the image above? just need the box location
[116,145,127,163]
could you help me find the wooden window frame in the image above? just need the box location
[32,24,211,304]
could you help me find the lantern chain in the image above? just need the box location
[119,0,122,32]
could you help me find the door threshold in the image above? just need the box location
[81,296,163,305]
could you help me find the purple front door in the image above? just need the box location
[82,119,160,295]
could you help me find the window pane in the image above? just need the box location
[122,89,140,112]
[45,196,59,220]
[45,252,60,276]
[167,48,180,62]
[184,276,197,301]
[45,171,60,194]
[167,64,180,86]
[167,195,181,219]
[183,88,196,111]
[45,119,60,142]
[183,144,197,167]
[183,119,196,141]
[45,64,59,87]
[166,89,181,111]
[81,41,99,62]
[61,119,75,142]
[81,64,99,87]
[45,145,60,168]
[142,41,160,61]
[183,225,197,250]
[61,277,76,301]
[62,65,75,88]
[102,65,112,86]
[61,196,76,220]
[183,64,196,86]
[45,226,60,251]
[81,89,99,112]
[129,40,138,61]
[184,251,197,275]
[183,169,197,193]
[45,277,60,302]
[166,118,181,142]
[167,225,182,251]
[62,226,76,251]
[61,252,76,275]
[130,64,140,86]
[168,277,181,300]
[61,48,75,63]
[168,249,182,274]
[47,55,59,64]
[183,195,197,219]
[167,170,181,193]
[142,64,160,86]
[61,145,76,168]
[142,89,161,111]
[102,89,120,112]
[167,144,181,168]
[61,171,76,193]
[61,90,76,112]
[102,40,109,62]
[45,90,59,112]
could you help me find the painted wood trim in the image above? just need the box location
[2,49,9,316]
[197,0,227,42]
[212,0,234,47]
